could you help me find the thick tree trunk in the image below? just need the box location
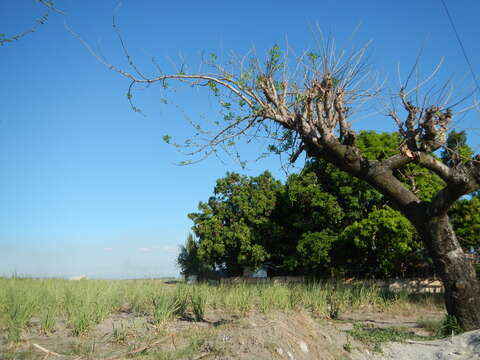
[320,145,480,330]
[420,214,480,331]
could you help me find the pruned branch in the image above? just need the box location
[74,16,480,213]
[71,19,382,167]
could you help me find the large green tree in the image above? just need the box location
[280,131,433,277]
[187,130,475,279]
[275,168,344,274]
[187,131,435,279]
[188,171,282,276]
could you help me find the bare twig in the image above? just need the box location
[189,353,210,360]
[32,343,63,357]
[105,336,170,360]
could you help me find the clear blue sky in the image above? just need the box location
[1,0,479,278]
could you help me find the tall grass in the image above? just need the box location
[1,284,37,341]
[0,277,443,342]
[190,288,206,321]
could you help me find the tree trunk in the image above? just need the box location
[420,214,480,331]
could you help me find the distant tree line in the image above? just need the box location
[178,131,480,279]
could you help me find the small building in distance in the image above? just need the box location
[243,266,268,278]
[69,275,88,281]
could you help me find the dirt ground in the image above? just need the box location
[370,330,480,360]
[4,303,476,360]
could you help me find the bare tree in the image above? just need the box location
[79,27,480,329]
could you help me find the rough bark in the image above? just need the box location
[420,214,480,331]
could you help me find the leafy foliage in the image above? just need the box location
[177,234,213,278]
[183,132,445,277]
[348,323,434,352]
[188,172,282,275]
[296,231,337,273]
[180,130,480,279]
[341,207,417,276]
[441,130,474,167]
[449,196,480,250]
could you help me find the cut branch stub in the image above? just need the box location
[394,90,453,155]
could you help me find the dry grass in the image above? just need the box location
[0,277,445,359]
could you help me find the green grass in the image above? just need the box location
[0,277,443,343]
[1,283,37,341]
[190,288,206,321]
[417,315,463,336]
[151,294,179,325]
[110,322,129,344]
[348,323,434,352]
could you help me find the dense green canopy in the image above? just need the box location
[178,131,479,279]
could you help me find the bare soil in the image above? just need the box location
[2,307,479,359]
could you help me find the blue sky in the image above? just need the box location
[1,0,479,278]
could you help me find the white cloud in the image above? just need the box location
[103,248,113,252]
[161,246,178,254]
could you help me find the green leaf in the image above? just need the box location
[220,102,231,109]
[307,52,319,62]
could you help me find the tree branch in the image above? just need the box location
[380,153,412,170]
[416,152,453,183]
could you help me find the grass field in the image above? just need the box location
[0,277,446,359]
